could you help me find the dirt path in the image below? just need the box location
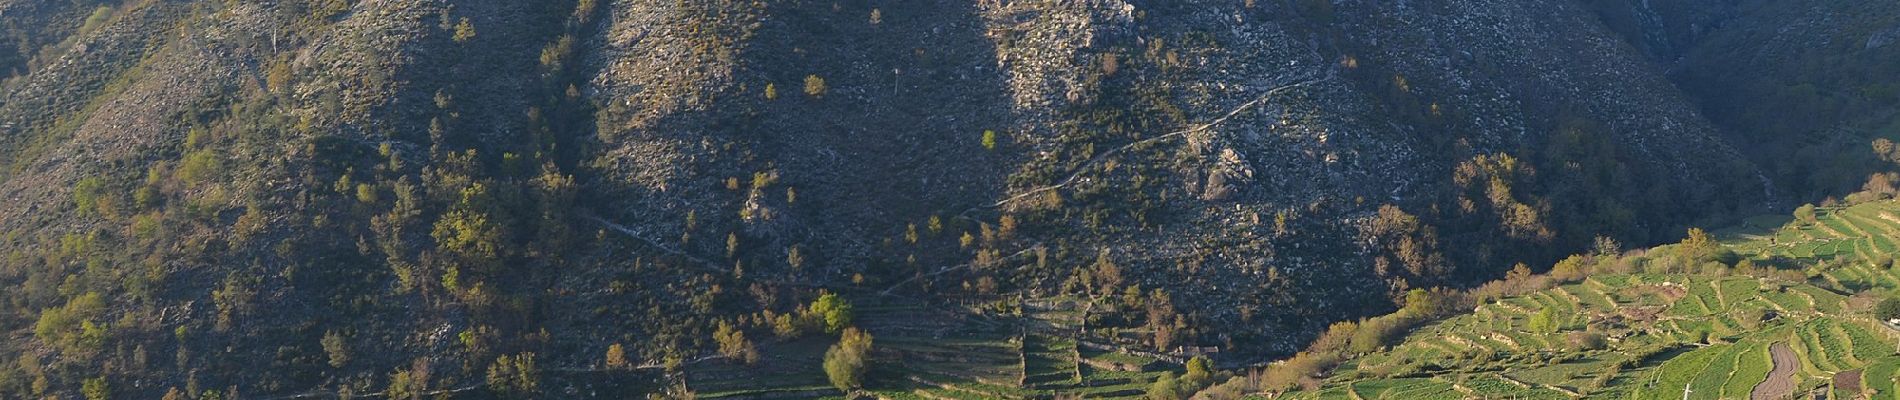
[1750,342,1798,400]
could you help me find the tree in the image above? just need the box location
[1093,250,1123,296]
[981,130,998,150]
[606,343,629,370]
[73,177,107,216]
[804,75,827,98]
[322,330,350,368]
[1146,371,1183,400]
[810,293,854,333]
[787,245,805,272]
[452,18,477,42]
[1183,356,1213,389]
[1679,227,1719,262]
[765,83,778,100]
[727,233,740,259]
[386,363,429,400]
[823,328,873,392]
[1400,288,1447,318]
[82,377,108,400]
[1147,289,1177,351]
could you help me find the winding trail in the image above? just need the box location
[1749,342,1797,400]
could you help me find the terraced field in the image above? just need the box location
[1286,201,1900,399]
[690,297,1184,400]
[1285,273,1896,400]
[699,202,1900,399]
[1726,202,1900,290]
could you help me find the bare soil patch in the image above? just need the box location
[1750,342,1798,400]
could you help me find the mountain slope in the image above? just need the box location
[0,0,1826,398]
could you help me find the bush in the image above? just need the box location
[1794,204,1818,224]
[1261,351,1340,392]
[1566,331,1608,350]
[1876,297,1900,321]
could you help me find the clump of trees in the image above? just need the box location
[1145,356,1217,399]
[713,321,760,365]
[823,328,873,392]
[486,352,540,399]
[765,292,854,341]
[810,292,854,333]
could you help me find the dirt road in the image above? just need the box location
[1750,342,1798,400]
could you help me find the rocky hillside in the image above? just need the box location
[0,0,1862,398]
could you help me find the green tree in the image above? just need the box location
[1401,288,1446,318]
[810,293,854,333]
[1183,356,1213,389]
[73,177,107,216]
[823,328,873,392]
[981,130,998,150]
[1145,371,1183,400]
